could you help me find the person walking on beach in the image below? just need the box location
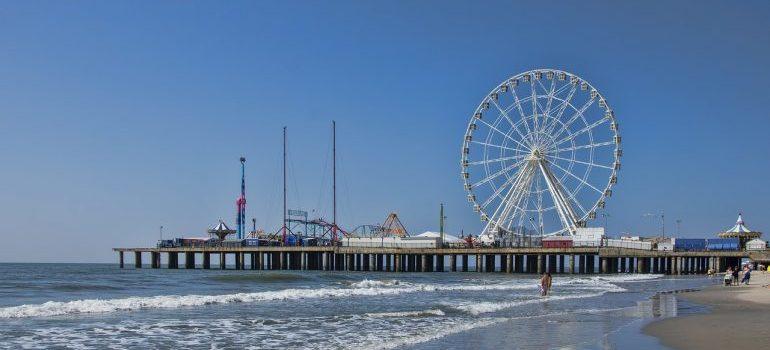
[732,266,740,286]
[741,266,751,285]
[540,272,552,296]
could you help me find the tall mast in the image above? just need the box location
[332,121,337,243]
[282,127,287,245]
[440,203,445,246]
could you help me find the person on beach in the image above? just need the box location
[732,267,740,286]
[540,272,552,296]
[741,266,751,285]
[724,267,733,286]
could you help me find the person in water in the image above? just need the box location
[540,272,552,296]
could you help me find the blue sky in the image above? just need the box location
[1,1,769,262]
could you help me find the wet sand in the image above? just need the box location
[644,271,770,349]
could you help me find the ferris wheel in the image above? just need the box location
[461,69,621,237]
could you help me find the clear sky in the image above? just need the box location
[1,1,769,262]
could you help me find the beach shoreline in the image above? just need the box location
[644,271,770,350]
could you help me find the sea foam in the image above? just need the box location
[0,274,650,319]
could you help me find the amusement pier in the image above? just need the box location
[115,245,770,275]
[113,69,769,275]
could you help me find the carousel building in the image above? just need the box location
[717,213,762,248]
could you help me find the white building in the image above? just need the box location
[746,238,767,251]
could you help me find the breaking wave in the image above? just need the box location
[0,285,416,318]
[365,309,446,318]
[451,291,609,315]
[0,274,654,319]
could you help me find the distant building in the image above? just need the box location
[717,213,762,248]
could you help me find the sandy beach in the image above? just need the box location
[644,270,770,349]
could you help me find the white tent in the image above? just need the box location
[416,231,463,243]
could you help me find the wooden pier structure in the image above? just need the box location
[114,246,768,275]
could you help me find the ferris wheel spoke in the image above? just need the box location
[547,159,605,194]
[513,178,535,223]
[535,171,545,234]
[534,98,549,137]
[470,153,528,166]
[496,165,536,232]
[544,84,578,135]
[480,166,525,209]
[471,158,527,188]
[553,118,608,146]
[470,140,519,153]
[550,98,596,142]
[558,180,589,217]
[509,86,534,141]
[489,99,531,147]
[485,164,532,232]
[474,118,532,151]
[548,154,613,170]
[530,79,539,137]
[552,80,574,96]
[556,141,615,153]
[480,184,508,212]
[541,78,558,132]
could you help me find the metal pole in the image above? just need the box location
[283,127,287,245]
[439,203,445,246]
[661,211,665,238]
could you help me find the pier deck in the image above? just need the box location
[113,246,759,275]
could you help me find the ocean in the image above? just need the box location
[0,263,714,349]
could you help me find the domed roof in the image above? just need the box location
[207,219,236,239]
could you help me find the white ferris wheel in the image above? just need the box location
[461,69,621,237]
